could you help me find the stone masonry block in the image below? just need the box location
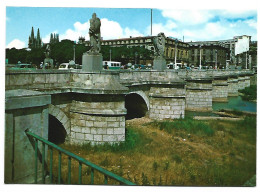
[85,120,94,127]
[107,122,120,128]
[75,133,85,140]
[114,128,125,135]
[94,135,102,142]
[81,127,91,134]
[94,121,107,128]
[85,134,94,141]
[107,128,114,134]
[97,128,107,134]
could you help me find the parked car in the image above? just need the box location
[58,63,80,70]
[10,63,35,70]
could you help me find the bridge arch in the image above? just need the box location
[48,104,70,142]
[125,91,149,120]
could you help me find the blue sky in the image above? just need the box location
[4,1,258,49]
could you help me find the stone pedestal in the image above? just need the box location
[5,89,51,184]
[82,53,103,72]
[153,56,167,71]
[43,58,54,69]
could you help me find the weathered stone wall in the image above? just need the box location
[185,79,212,111]
[149,86,185,119]
[5,90,51,184]
[238,76,246,90]
[69,94,126,145]
[5,71,71,90]
[227,77,239,96]
[244,76,251,87]
[212,78,228,102]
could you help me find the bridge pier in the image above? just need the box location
[238,75,247,90]
[227,75,239,97]
[69,94,127,145]
[5,89,51,183]
[149,85,186,120]
[212,76,229,102]
[185,78,213,112]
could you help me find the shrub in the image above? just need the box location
[239,85,256,101]
[156,117,215,136]
[172,154,182,164]
[153,161,158,171]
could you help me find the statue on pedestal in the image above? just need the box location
[88,13,101,54]
[82,13,103,72]
[43,44,53,69]
[153,32,166,58]
[152,32,167,71]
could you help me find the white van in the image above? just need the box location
[58,63,76,70]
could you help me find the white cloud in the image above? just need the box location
[218,10,257,19]
[6,39,25,49]
[57,18,144,42]
[244,19,257,29]
[161,9,214,25]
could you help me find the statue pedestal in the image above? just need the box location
[43,58,54,69]
[153,56,167,71]
[82,53,103,72]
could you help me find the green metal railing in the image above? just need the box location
[25,130,135,185]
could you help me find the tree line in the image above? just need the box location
[6,39,153,67]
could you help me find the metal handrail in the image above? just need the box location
[25,130,135,185]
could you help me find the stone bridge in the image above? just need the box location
[5,69,255,146]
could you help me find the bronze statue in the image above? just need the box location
[88,13,101,54]
[153,32,166,57]
[45,44,50,58]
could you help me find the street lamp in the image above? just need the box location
[110,49,112,62]
[73,41,76,63]
[135,52,138,65]
[215,50,218,69]
[174,39,178,67]
[199,45,202,70]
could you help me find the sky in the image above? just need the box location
[4,0,258,49]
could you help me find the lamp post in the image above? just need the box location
[215,50,218,69]
[174,39,178,68]
[73,41,76,63]
[199,45,202,70]
[246,51,248,69]
[110,49,112,61]
[135,52,138,65]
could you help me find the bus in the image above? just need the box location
[103,61,121,70]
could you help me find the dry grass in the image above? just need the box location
[48,116,256,186]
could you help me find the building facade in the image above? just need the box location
[80,35,190,65]
[188,41,228,69]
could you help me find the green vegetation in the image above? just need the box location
[6,42,153,66]
[151,117,215,136]
[55,115,256,186]
[239,85,257,101]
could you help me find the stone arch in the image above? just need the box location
[48,104,70,136]
[125,91,149,120]
[129,91,150,110]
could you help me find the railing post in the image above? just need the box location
[58,152,61,184]
[104,175,108,185]
[78,162,82,184]
[42,143,45,184]
[91,168,94,184]
[34,139,38,184]
[50,147,53,184]
[68,157,71,184]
